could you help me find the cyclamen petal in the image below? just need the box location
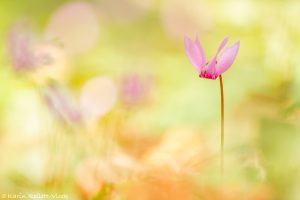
[216,41,240,75]
[217,37,229,54]
[184,35,205,73]
[194,36,206,67]
[205,56,217,75]
[205,37,228,76]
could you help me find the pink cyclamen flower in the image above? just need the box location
[44,82,82,124]
[7,25,37,71]
[120,73,153,107]
[7,23,52,72]
[184,35,240,79]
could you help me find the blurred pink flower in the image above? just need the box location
[184,35,240,79]
[44,82,82,124]
[120,73,153,107]
[7,24,51,72]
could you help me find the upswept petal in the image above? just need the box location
[205,37,228,75]
[216,37,229,54]
[184,35,205,73]
[195,36,206,67]
[205,56,217,75]
[216,41,240,75]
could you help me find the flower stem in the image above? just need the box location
[219,75,224,178]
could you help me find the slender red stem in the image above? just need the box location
[219,75,224,178]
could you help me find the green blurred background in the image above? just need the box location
[0,0,300,199]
